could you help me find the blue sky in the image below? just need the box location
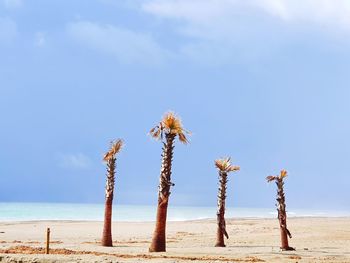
[0,0,349,209]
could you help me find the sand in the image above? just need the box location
[0,217,349,262]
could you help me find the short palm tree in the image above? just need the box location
[101,139,123,247]
[149,112,190,252]
[266,170,294,251]
[214,157,240,247]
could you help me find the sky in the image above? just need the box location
[0,0,349,210]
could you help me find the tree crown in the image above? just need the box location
[266,169,288,182]
[103,139,123,161]
[215,157,240,173]
[150,111,190,144]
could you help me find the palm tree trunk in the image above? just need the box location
[215,171,229,247]
[102,158,115,247]
[149,134,175,252]
[276,178,294,251]
[215,212,226,247]
[102,197,113,246]
[149,196,169,252]
[279,210,289,249]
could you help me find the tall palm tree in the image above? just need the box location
[101,139,123,247]
[266,170,294,251]
[214,157,240,247]
[149,112,190,252]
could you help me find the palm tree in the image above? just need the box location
[266,170,294,251]
[101,139,123,247]
[214,157,240,247]
[149,112,190,252]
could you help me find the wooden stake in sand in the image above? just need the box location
[46,228,50,254]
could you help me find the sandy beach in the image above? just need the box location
[0,217,349,262]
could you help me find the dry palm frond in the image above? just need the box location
[215,157,240,173]
[267,170,288,183]
[103,139,123,161]
[266,175,277,182]
[280,170,288,179]
[150,111,190,144]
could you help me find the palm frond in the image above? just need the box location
[267,169,288,182]
[178,132,188,144]
[150,111,190,143]
[103,139,123,161]
[266,175,277,182]
[280,170,288,179]
[149,123,163,140]
[215,157,240,173]
[228,165,240,172]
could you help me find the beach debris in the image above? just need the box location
[102,139,123,247]
[149,111,190,252]
[214,157,240,247]
[266,170,295,251]
[46,227,50,254]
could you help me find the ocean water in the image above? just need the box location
[0,203,349,222]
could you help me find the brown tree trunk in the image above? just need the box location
[102,197,113,247]
[215,213,225,247]
[276,178,294,251]
[149,197,169,252]
[149,134,175,252]
[280,220,289,249]
[215,171,229,247]
[278,209,293,250]
[102,157,115,247]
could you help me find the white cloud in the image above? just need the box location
[67,21,169,65]
[143,0,350,33]
[257,0,350,29]
[3,0,22,9]
[0,17,17,44]
[57,153,92,170]
[143,0,235,23]
[140,0,350,65]
[34,32,46,47]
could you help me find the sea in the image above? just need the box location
[0,203,349,222]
